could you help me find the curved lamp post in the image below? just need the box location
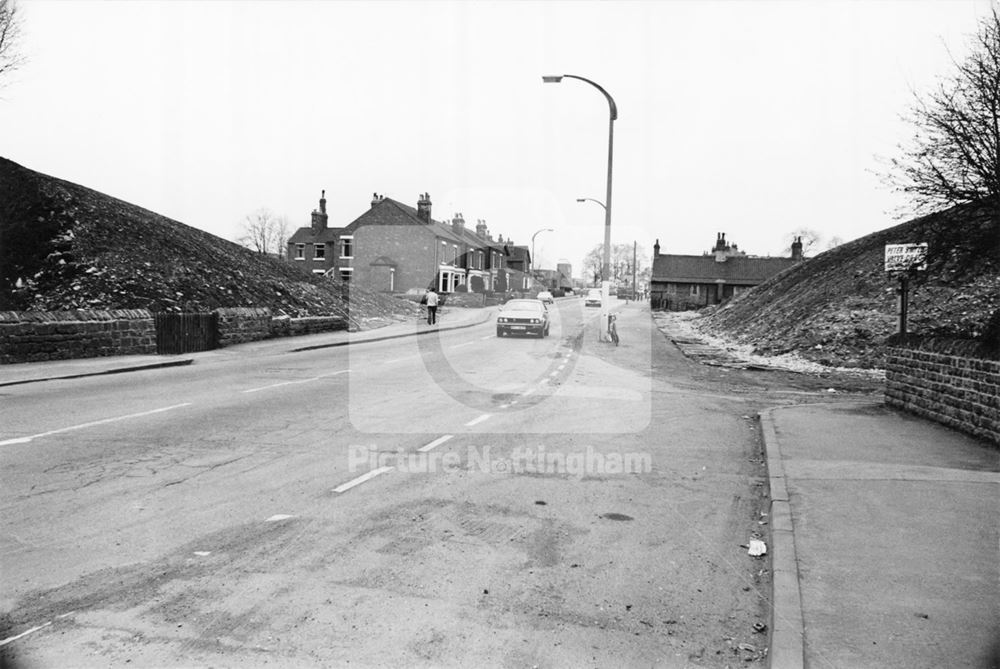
[545,74,617,340]
[530,227,554,280]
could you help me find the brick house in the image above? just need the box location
[300,192,516,294]
[651,233,803,310]
[287,191,344,275]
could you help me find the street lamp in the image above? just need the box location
[545,74,617,340]
[530,228,554,279]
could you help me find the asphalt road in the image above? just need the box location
[0,300,879,667]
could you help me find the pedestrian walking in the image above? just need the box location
[425,287,439,325]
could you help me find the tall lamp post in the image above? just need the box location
[530,228,554,283]
[544,74,617,340]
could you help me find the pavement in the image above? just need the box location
[760,401,999,669]
[0,305,495,387]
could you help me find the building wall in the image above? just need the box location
[289,239,339,274]
[353,226,441,292]
[885,347,1000,446]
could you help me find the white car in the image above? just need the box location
[536,290,554,304]
[584,289,602,307]
[496,299,550,337]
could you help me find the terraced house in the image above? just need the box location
[288,192,527,294]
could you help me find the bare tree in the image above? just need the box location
[584,243,647,285]
[0,0,26,86]
[825,235,845,251]
[237,208,289,258]
[886,10,1000,214]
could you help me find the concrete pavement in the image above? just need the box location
[760,401,999,669]
[0,306,495,387]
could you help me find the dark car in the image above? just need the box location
[496,299,550,337]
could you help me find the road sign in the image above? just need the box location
[884,243,928,272]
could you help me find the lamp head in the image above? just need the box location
[575,198,585,202]
[542,75,564,83]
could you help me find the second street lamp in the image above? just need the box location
[530,228,554,280]
[545,73,617,341]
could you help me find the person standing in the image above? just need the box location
[425,287,439,325]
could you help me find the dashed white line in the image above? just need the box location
[522,387,537,396]
[333,466,394,493]
[0,612,73,647]
[465,413,492,426]
[383,356,417,364]
[0,404,192,447]
[549,371,559,377]
[241,370,349,394]
[266,514,295,522]
[449,341,475,349]
[418,434,454,452]
[480,335,495,340]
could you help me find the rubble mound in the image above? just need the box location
[701,199,999,369]
[0,157,421,327]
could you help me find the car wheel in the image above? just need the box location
[496,328,503,337]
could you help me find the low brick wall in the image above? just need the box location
[270,315,348,338]
[885,347,1000,446]
[215,307,271,347]
[0,309,156,364]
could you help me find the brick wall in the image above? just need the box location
[0,310,156,364]
[215,307,271,347]
[885,347,1000,446]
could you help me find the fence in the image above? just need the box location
[154,312,219,354]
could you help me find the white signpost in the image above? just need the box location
[885,243,928,336]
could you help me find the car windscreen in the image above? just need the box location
[505,300,543,312]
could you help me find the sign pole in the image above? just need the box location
[898,274,909,336]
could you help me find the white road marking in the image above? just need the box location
[549,371,559,377]
[465,414,492,426]
[0,621,51,646]
[242,370,349,394]
[480,335,494,340]
[522,387,537,396]
[449,341,475,349]
[193,551,211,556]
[266,514,295,522]
[0,404,192,447]
[418,434,454,452]
[498,404,510,409]
[333,466,394,493]
[383,356,417,364]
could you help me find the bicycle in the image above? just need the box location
[608,313,619,346]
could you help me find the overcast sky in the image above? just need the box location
[1,0,991,274]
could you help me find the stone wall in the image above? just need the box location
[885,347,1000,446]
[0,310,156,364]
[214,307,272,347]
[270,315,348,338]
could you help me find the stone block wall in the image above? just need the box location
[885,347,1000,446]
[270,315,348,338]
[0,310,156,364]
[215,307,272,347]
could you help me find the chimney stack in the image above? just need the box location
[452,212,465,236]
[476,219,488,238]
[371,192,385,208]
[653,238,660,257]
[311,190,328,233]
[791,236,803,261]
[417,193,432,222]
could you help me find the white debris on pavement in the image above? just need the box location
[748,539,767,557]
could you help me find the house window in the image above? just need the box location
[339,268,353,282]
[453,244,459,264]
[477,251,483,270]
[340,237,354,259]
[689,284,699,296]
[295,244,305,260]
[314,244,325,260]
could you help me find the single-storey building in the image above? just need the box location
[651,233,803,310]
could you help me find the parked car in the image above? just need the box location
[536,290,554,305]
[496,299,550,337]
[585,288,602,307]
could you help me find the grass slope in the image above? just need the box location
[0,157,420,326]
[702,200,999,368]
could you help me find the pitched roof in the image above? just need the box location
[288,226,343,244]
[652,254,797,285]
[343,198,468,244]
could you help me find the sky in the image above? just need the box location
[1,0,992,276]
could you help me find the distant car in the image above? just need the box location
[536,290,554,304]
[496,299,550,338]
[585,289,602,307]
